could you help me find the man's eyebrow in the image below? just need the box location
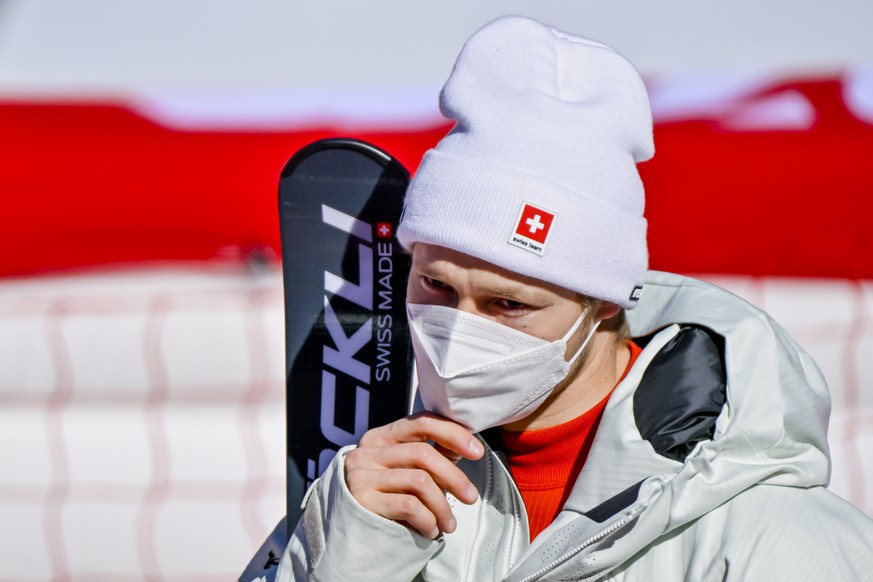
[415,265,445,280]
[484,285,521,297]
[482,284,536,301]
[414,264,545,302]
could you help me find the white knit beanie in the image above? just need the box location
[397,16,654,309]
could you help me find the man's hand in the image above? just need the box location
[344,412,484,539]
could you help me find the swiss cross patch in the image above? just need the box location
[376,222,392,238]
[508,202,555,255]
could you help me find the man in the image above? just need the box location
[278,16,873,581]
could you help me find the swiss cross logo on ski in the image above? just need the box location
[508,201,555,255]
[376,222,392,238]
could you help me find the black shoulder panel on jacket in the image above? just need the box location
[584,480,644,523]
[633,326,726,462]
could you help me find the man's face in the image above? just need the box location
[407,243,594,355]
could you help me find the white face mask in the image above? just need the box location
[407,303,600,433]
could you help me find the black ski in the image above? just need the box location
[240,139,414,582]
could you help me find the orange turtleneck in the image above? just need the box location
[498,340,642,541]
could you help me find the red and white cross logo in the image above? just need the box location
[508,201,556,255]
[525,213,546,236]
[514,203,554,245]
[376,222,392,238]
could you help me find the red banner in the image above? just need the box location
[1,76,871,279]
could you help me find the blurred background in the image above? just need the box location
[0,1,871,580]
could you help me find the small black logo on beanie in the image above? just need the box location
[629,286,643,301]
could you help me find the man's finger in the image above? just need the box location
[390,442,479,505]
[433,443,463,463]
[346,467,458,533]
[360,412,484,461]
[356,490,441,539]
[347,442,479,504]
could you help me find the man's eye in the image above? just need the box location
[424,276,448,290]
[498,299,528,311]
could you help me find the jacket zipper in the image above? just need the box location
[517,504,644,582]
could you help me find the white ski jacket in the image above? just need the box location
[278,271,873,581]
